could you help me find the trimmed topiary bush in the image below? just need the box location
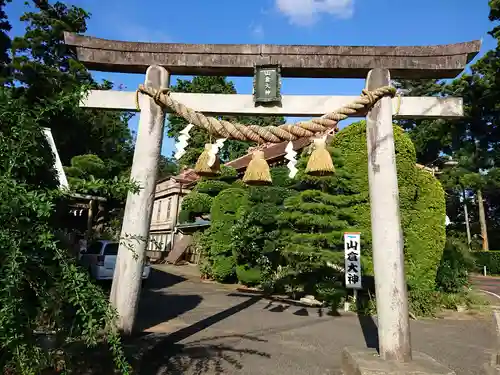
[236,265,262,286]
[211,255,237,282]
[405,169,446,290]
[270,166,295,188]
[219,165,238,180]
[179,192,213,223]
[231,185,294,286]
[194,180,231,196]
[332,121,446,290]
[179,171,238,224]
[275,147,368,297]
[206,188,249,281]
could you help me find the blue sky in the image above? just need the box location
[6,0,497,157]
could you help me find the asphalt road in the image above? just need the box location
[129,267,496,375]
[470,275,500,303]
[90,268,497,375]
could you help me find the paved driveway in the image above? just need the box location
[114,267,497,375]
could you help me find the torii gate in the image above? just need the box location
[65,32,480,374]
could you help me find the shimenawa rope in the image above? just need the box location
[135,85,397,144]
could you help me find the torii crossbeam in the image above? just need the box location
[65,32,481,375]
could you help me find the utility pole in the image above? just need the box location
[474,139,489,251]
[462,189,472,248]
[477,188,489,251]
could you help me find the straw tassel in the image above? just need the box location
[243,150,272,185]
[194,143,221,177]
[305,136,335,176]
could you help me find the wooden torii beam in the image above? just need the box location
[69,32,481,374]
[64,32,480,79]
[81,90,464,119]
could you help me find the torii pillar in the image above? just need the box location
[64,32,479,371]
[109,65,169,334]
[341,69,455,374]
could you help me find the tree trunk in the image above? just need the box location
[477,189,489,251]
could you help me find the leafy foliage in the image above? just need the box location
[436,236,475,293]
[157,155,179,180]
[179,192,214,223]
[178,173,237,223]
[391,1,500,252]
[231,186,294,286]
[10,0,134,176]
[474,251,500,275]
[203,188,249,281]
[272,147,367,296]
[279,147,366,266]
[64,154,108,183]
[331,121,446,290]
[0,88,130,373]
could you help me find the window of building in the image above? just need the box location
[156,200,162,221]
[166,198,172,219]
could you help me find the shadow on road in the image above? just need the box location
[130,295,334,374]
[135,295,264,373]
[136,291,203,332]
[95,269,203,332]
[145,268,190,289]
[357,313,379,353]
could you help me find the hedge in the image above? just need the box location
[331,121,446,290]
[207,188,249,281]
[179,176,234,223]
[404,169,446,290]
[474,251,500,274]
[179,192,213,223]
[194,180,231,196]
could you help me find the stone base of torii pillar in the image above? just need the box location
[340,69,455,375]
[341,348,455,375]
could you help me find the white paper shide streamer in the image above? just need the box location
[207,138,226,167]
[174,124,194,160]
[285,141,298,178]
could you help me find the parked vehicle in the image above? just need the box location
[79,240,151,281]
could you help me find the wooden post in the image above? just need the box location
[365,68,412,362]
[110,65,169,334]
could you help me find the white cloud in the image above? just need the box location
[276,0,354,26]
[250,23,265,38]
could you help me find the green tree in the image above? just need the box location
[392,1,500,250]
[434,1,500,249]
[0,0,12,83]
[64,154,107,182]
[11,1,134,177]
[205,188,249,281]
[331,121,446,290]
[490,0,500,40]
[392,79,451,165]
[0,87,130,373]
[157,155,179,179]
[276,147,368,295]
[166,76,286,165]
[231,181,295,286]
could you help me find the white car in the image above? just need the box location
[80,240,151,281]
